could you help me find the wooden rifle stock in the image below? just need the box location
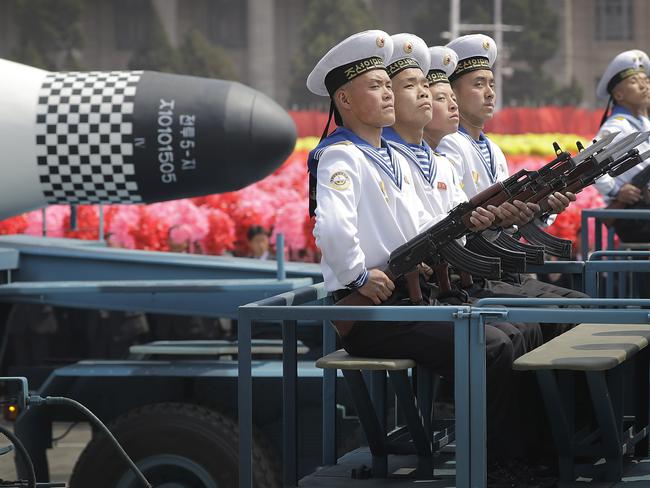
[332,269,422,337]
[460,182,505,227]
[434,262,452,294]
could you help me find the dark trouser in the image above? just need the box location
[341,318,522,459]
[432,278,543,355]
[613,212,650,243]
[464,290,543,355]
[481,275,589,342]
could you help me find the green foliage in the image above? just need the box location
[9,0,83,70]
[288,0,379,107]
[177,29,238,80]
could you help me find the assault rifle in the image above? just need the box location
[332,133,639,330]
[451,144,577,272]
[517,131,650,256]
[333,195,504,322]
[460,134,617,264]
[333,151,583,313]
[486,132,617,257]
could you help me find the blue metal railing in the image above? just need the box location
[585,251,650,298]
[579,209,650,297]
[237,254,650,488]
[580,208,650,259]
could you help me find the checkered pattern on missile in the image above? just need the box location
[34,71,143,204]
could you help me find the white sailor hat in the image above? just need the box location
[427,46,458,85]
[306,30,393,97]
[384,33,430,78]
[446,34,497,82]
[596,50,648,100]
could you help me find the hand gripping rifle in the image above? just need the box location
[461,144,578,268]
[604,150,650,235]
[333,191,507,331]
[517,131,650,255]
[450,140,580,269]
[604,137,650,211]
[505,132,618,257]
[445,147,575,272]
[331,136,635,332]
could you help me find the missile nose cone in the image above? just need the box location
[249,91,297,175]
[222,82,296,190]
[0,59,300,214]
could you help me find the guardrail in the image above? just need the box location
[580,208,650,259]
[238,284,650,488]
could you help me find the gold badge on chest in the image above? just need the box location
[379,180,389,202]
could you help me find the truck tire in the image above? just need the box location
[69,402,280,488]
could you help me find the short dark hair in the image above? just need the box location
[247,225,269,241]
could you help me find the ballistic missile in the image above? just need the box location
[0,58,297,219]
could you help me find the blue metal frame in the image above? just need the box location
[0,235,322,283]
[239,283,650,488]
[238,287,477,488]
[580,208,650,259]
[585,251,650,298]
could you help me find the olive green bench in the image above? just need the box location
[316,349,452,479]
[513,323,650,482]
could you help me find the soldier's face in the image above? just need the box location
[452,69,496,122]
[613,73,648,108]
[338,70,395,128]
[425,82,459,136]
[392,68,432,129]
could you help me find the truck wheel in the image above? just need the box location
[69,402,280,488]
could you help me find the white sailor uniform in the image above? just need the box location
[306,30,524,464]
[594,108,650,202]
[314,139,432,292]
[383,129,466,220]
[437,129,509,198]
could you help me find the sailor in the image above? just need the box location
[382,39,470,223]
[381,34,542,355]
[438,34,587,328]
[594,50,650,243]
[307,29,525,484]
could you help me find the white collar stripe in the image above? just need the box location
[359,145,403,190]
[387,141,437,185]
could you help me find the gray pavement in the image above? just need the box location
[0,421,90,485]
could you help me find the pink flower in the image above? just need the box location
[24,205,70,237]
[107,205,143,248]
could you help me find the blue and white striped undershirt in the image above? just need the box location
[376,147,392,167]
[408,144,431,175]
[475,136,492,167]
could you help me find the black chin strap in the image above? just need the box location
[599,96,613,128]
[309,101,336,218]
[320,101,335,142]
